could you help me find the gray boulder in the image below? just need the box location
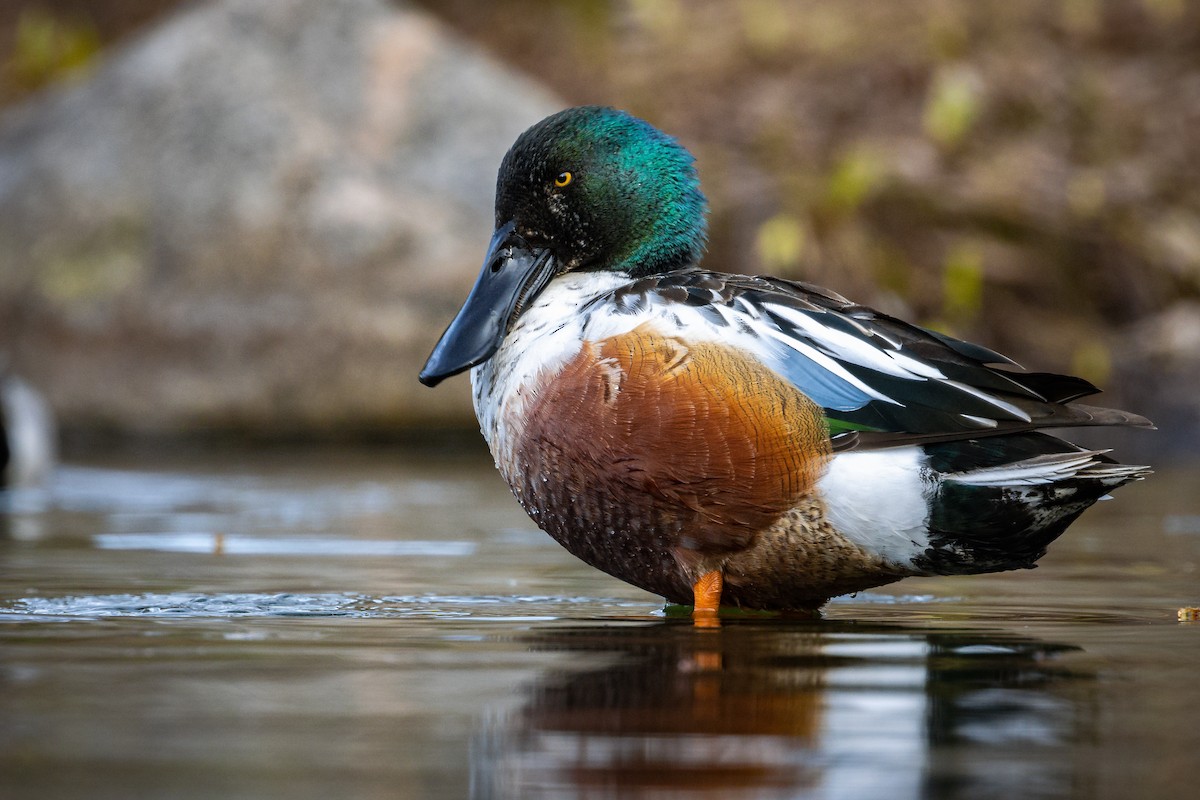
[0,0,560,436]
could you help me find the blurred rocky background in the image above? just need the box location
[0,0,1195,460]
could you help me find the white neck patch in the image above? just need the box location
[470,271,633,460]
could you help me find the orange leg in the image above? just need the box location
[692,570,723,627]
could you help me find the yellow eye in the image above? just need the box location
[554,171,573,188]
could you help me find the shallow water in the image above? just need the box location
[1,445,1198,799]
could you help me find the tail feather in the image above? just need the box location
[944,449,1151,488]
[1050,402,1156,430]
[912,433,1148,576]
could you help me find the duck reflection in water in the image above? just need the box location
[472,620,1094,799]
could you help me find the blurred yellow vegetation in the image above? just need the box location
[923,66,983,149]
[4,8,99,96]
[824,147,887,217]
[1061,0,1102,35]
[1141,0,1185,22]
[1071,340,1113,387]
[737,0,791,56]
[941,242,984,325]
[755,214,808,274]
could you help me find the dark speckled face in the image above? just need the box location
[420,106,709,387]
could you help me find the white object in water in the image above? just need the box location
[1,371,57,488]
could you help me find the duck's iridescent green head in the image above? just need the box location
[496,105,708,275]
[420,106,708,386]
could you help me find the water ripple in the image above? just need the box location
[0,592,659,621]
[93,533,475,557]
[4,592,371,618]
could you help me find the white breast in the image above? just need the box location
[470,271,633,465]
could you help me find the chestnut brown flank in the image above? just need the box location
[508,325,831,601]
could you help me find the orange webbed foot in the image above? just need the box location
[692,570,723,628]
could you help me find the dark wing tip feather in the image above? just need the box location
[1000,370,1099,403]
[922,327,1018,366]
[1061,403,1155,430]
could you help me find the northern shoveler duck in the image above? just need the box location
[419,106,1152,620]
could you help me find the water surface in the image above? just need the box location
[1,446,1197,799]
